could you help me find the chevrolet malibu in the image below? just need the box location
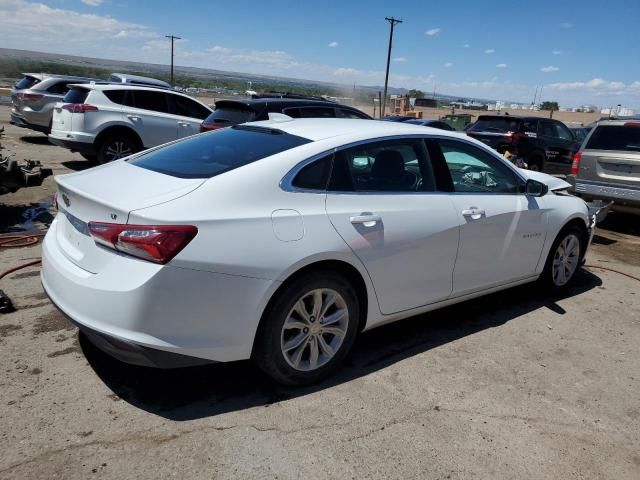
[42,118,593,385]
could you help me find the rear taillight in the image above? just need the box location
[570,152,582,175]
[18,93,44,101]
[200,123,224,132]
[88,222,197,264]
[624,122,640,127]
[62,104,99,113]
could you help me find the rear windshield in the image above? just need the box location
[203,107,255,127]
[129,125,311,179]
[468,117,521,133]
[15,76,40,90]
[586,125,640,152]
[63,88,90,104]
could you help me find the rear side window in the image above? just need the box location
[131,91,169,113]
[287,107,336,118]
[130,126,311,179]
[170,94,211,119]
[203,107,255,127]
[336,108,369,119]
[15,76,40,90]
[103,90,126,105]
[63,88,89,104]
[586,125,640,152]
[292,154,333,190]
[468,117,520,133]
[47,82,72,95]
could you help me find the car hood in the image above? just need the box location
[519,169,572,191]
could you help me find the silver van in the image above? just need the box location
[568,119,640,215]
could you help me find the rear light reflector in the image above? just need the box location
[570,152,582,175]
[62,104,99,113]
[200,123,224,132]
[18,93,44,101]
[88,222,197,264]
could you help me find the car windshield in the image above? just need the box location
[585,125,640,152]
[129,125,311,179]
[203,107,256,127]
[468,117,520,133]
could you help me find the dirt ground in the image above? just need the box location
[0,105,639,479]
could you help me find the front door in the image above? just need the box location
[325,138,460,315]
[431,138,547,296]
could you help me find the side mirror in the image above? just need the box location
[525,179,548,197]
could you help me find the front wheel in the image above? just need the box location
[540,226,585,289]
[253,272,360,385]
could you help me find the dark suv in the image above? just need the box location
[201,97,371,131]
[466,115,580,172]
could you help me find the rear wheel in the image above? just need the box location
[540,225,585,289]
[96,134,140,164]
[253,272,359,385]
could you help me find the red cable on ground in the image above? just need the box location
[0,259,42,281]
[0,232,45,281]
[584,264,640,282]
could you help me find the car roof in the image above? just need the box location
[216,98,352,109]
[593,119,640,126]
[247,117,464,142]
[476,114,543,121]
[22,73,97,81]
[68,83,176,92]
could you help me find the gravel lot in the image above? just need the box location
[1,105,639,479]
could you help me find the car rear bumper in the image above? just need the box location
[10,112,50,134]
[48,134,96,155]
[568,177,640,213]
[41,217,277,366]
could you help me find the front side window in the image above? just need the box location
[336,108,369,119]
[130,125,311,179]
[329,139,435,193]
[539,120,556,137]
[554,122,574,141]
[436,139,522,194]
[170,94,211,119]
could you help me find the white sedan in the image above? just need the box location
[42,118,593,385]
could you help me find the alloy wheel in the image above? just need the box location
[552,234,580,286]
[280,288,349,371]
[105,140,133,161]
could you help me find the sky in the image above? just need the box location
[1,0,640,108]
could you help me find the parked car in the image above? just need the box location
[403,119,455,131]
[200,97,370,131]
[567,119,640,215]
[10,73,100,134]
[570,126,592,143]
[48,84,212,163]
[108,73,172,89]
[466,115,581,172]
[381,115,415,122]
[42,118,593,385]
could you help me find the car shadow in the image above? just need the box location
[0,199,54,233]
[61,160,94,172]
[81,268,601,421]
[598,211,640,237]
[20,135,51,145]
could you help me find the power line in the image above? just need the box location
[165,35,181,85]
[382,17,402,118]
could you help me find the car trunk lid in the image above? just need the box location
[54,161,205,273]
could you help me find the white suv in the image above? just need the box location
[48,84,213,163]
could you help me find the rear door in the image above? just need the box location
[325,137,460,315]
[431,138,547,295]
[580,123,640,188]
[168,93,212,138]
[51,87,90,134]
[122,90,177,147]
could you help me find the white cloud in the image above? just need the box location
[496,63,507,68]
[541,65,560,72]
[444,62,453,68]
[328,41,338,48]
[561,22,573,28]
[485,49,495,54]
[425,28,440,36]
[333,67,360,77]
[393,57,407,62]
[552,50,562,55]
[463,44,471,48]
[81,0,104,6]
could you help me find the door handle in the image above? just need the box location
[127,115,140,121]
[350,214,381,226]
[177,121,189,127]
[461,207,485,220]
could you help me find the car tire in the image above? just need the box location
[96,133,140,164]
[253,271,360,386]
[539,224,585,290]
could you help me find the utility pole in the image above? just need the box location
[382,16,402,118]
[165,34,181,86]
